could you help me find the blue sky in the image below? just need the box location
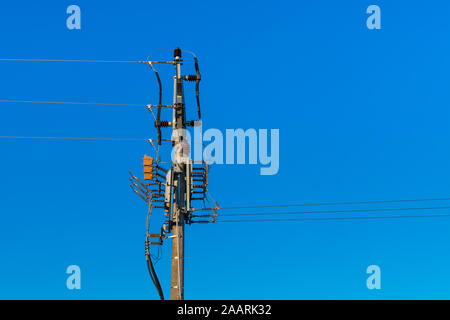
[1,0,450,299]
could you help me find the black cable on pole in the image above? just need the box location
[146,252,165,300]
[147,62,163,145]
[144,204,164,300]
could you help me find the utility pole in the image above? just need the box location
[130,47,218,300]
[170,47,186,300]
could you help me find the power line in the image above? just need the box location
[0,100,144,107]
[0,136,152,142]
[217,205,450,217]
[0,58,141,63]
[0,100,172,108]
[215,213,450,223]
[218,197,450,210]
[0,58,174,64]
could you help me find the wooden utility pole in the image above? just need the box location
[170,47,186,300]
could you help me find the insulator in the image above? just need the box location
[159,120,171,127]
[184,75,197,82]
[174,47,182,58]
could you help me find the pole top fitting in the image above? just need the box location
[174,47,182,58]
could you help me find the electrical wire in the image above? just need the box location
[217,205,450,217]
[0,99,144,107]
[147,62,163,145]
[0,99,172,108]
[151,245,163,265]
[0,58,144,63]
[182,49,198,58]
[146,255,164,300]
[215,213,450,223]
[145,204,165,300]
[218,197,450,210]
[0,136,174,143]
[0,136,151,141]
[0,58,174,65]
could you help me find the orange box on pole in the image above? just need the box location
[143,155,154,180]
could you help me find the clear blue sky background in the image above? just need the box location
[1,0,450,299]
